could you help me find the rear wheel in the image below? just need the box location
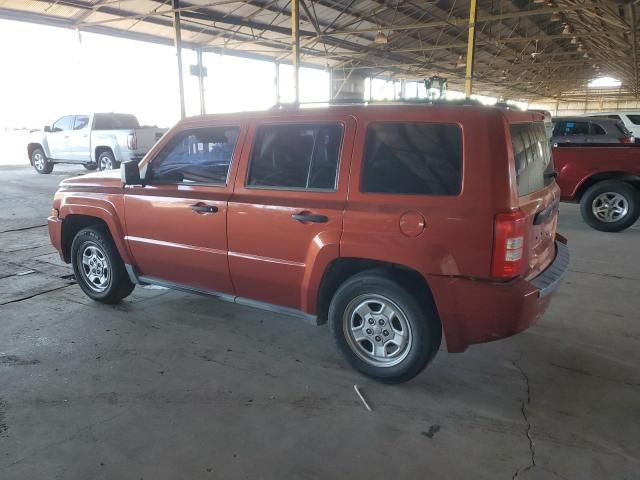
[71,227,135,303]
[31,148,53,174]
[329,271,441,384]
[580,180,639,232]
[98,151,118,171]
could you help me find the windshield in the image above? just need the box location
[93,114,140,130]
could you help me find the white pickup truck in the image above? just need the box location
[27,113,166,173]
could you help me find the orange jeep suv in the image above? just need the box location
[48,104,569,383]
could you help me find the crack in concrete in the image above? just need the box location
[0,224,48,234]
[512,359,536,480]
[0,283,76,305]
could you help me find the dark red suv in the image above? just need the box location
[48,104,569,383]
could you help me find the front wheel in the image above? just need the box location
[580,180,639,232]
[31,148,53,174]
[97,151,119,171]
[329,271,441,384]
[71,227,135,304]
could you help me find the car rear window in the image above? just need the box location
[94,114,140,130]
[627,114,640,125]
[510,123,554,196]
[361,123,462,195]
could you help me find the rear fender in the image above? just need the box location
[299,230,341,314]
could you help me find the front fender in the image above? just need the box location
[59,195,131,264]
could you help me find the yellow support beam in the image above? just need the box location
[464,0,478,98]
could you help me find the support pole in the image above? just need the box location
[196,48,206,115]
[464,0,478,98]
[291,0,300,104]
[275,62,281,105]
[172,0,186,119]
[630,5,639,97]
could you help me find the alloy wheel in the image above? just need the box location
[343,294,413,368]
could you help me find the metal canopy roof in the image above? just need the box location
[0,0,638,101]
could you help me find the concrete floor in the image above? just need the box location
[1,164,638,480]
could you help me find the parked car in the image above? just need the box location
[552,116,634,145]
[585,111,640,139]
[48,105,569,383]
[28,113,166,173]
[554,143,640,232]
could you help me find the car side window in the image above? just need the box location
[590,123,606,135]
[74,115,89,130]
[361,122,462,195]
[148,126,240,185]
[246,123,343,190]
[52,116,74,132]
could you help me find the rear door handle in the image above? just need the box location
[191,203,218,214]
[292,212,329,223]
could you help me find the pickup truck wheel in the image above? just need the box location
[83,163,97,170]
[580,180,640,232]
[329,271,441,384]
[31,148,53,174]
[71,227,135,304]
[98,151,118,171]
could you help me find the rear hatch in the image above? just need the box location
[509,122,559,280]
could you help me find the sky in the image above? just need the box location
[0,19,329,129]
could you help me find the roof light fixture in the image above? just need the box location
[374,30,388,44]
[588,76,621,88]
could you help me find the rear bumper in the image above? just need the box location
[428,236,570,353]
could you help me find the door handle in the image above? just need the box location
[191,203,218,214]
[292,212,329,223]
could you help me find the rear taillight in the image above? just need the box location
[492,210,526,279]
[127,132,138,150]
[619,136,634,144]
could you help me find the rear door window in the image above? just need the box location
[589,123,606,135]
[510,123,554,196]
[246,124,343,190]
[361,123,462,195]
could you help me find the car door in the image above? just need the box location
[227,116,355,310]
[68,114,91,162]
[124,124,246,294]
[47,115,74,159]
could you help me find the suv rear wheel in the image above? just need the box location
[71,226,135,303]
[329,271,441,383]
[580,180,639,232]
[31,148,53,174]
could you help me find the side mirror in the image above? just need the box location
[44,126,51,133]
[121,160,141,186]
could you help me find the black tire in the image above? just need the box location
[83,163,98,170]
[31,148,53,174]
[329,270,441,384]
[97,151,119,171]
[580,180,640,232]
[71,226,135,304]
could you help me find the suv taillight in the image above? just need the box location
[492,210,525,279]
[127,132,137,150]
[619,136,635,144]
